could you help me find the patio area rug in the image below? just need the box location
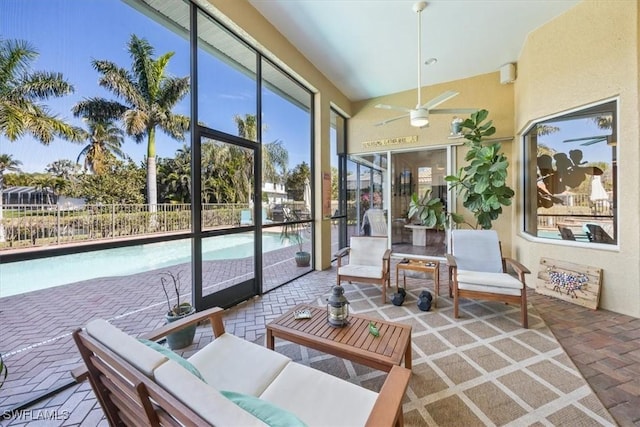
[263,282,616,426]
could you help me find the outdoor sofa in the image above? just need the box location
[72,307,411,426]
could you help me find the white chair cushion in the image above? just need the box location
[154,360,268,427]
[338,264,383,279]
[189,333,291,397]
[349,236,387,267]
[457,270,524,296]
[452,230,503,272]
[86,319,167,378]
[259,362,377,427]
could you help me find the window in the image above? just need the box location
[523,100,617,245]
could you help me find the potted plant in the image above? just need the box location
[280,220,311,267]
[160,271,196,350]
[445,109,515,229]
[408,189,466,247]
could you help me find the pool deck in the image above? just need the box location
[1,257,640,425]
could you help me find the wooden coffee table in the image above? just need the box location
[396,258,440,308]
[266,304,412,372]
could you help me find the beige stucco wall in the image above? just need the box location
[349,72,516,253]
[514,0,640,316]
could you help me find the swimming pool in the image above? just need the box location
[0,233,292,297]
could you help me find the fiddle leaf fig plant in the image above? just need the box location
[445,109,514,230]
[408,189,465,230]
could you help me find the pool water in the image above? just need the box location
[0,233,291,297]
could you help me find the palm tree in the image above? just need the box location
[233,113,289,192]
[72,34,189,215]
[76,119,125,174]
[0,38,83,144]
[0,154,22,242]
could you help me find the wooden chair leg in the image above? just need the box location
[521,289,528,328]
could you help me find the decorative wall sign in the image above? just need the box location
[535,257,602,309]
[362,135,418,148]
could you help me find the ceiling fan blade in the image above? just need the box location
[420,90,459,110]
[429,108,479,115]
[375,104,411,113]
[374,113,409,127]
[563,135,609,142]
[581,138,608,146]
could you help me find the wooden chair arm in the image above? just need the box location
[335,247,350,268]
[445,254,457,269]
[383,249,392,260]
[503,257,531,275]
[365,365,411,427]
[71,364,89,383]
[142,307,226,341]
[334,247,350,258]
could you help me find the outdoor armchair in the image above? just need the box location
[362,208,388,237]
[447,230,530,328]
[335,236,391,303]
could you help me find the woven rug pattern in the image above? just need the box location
[267,281,615,426]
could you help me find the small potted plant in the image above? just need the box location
[160,271,196,350]
[280,220,311,267]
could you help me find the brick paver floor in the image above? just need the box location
[1,261,639,426]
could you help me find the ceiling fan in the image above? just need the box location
[374,1,477,128]
[563,135,610,146]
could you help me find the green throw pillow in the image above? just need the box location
[221,390,307,427]
[138,339,204,381]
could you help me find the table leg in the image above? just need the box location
[266,328,275,350]
[395,264,399,292]
[434,268,439,308]
[404,340,412,370]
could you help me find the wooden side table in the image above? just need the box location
[396,259,440,307]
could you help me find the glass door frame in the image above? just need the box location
[342,145,456,256]
[191,126,262,311]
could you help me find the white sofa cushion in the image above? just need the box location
[86,319,167,378]
[154,360,268,427]
[338,264,382,279]
[259,362,377,427]
[189,332,291,396]
[457,270,523,296]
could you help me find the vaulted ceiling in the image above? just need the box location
[248,0,581,101]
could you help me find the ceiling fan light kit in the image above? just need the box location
[410,109,429,127]
[374,1,476,128]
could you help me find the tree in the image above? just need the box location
[76,119,125,174]
[0,153,22,242]
[0,38,83,144]
[72,34,189,210]
[445,110,515,230]
[286,162,310,201]
[157,145,191,203]
[46,159,81,179]
[74,159,145,204]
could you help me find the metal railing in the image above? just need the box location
[0,202,321,250]
[0,203,250,250]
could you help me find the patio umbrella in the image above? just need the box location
[303,178,311,213]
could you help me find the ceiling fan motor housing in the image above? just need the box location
[410,109,429,127]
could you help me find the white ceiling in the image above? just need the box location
[248,0,581,102]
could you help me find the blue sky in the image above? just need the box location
[1,0,310,173]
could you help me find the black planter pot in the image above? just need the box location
[295,251,311,267]
[165,306,196,350]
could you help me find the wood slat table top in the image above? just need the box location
[266,303,412,370]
